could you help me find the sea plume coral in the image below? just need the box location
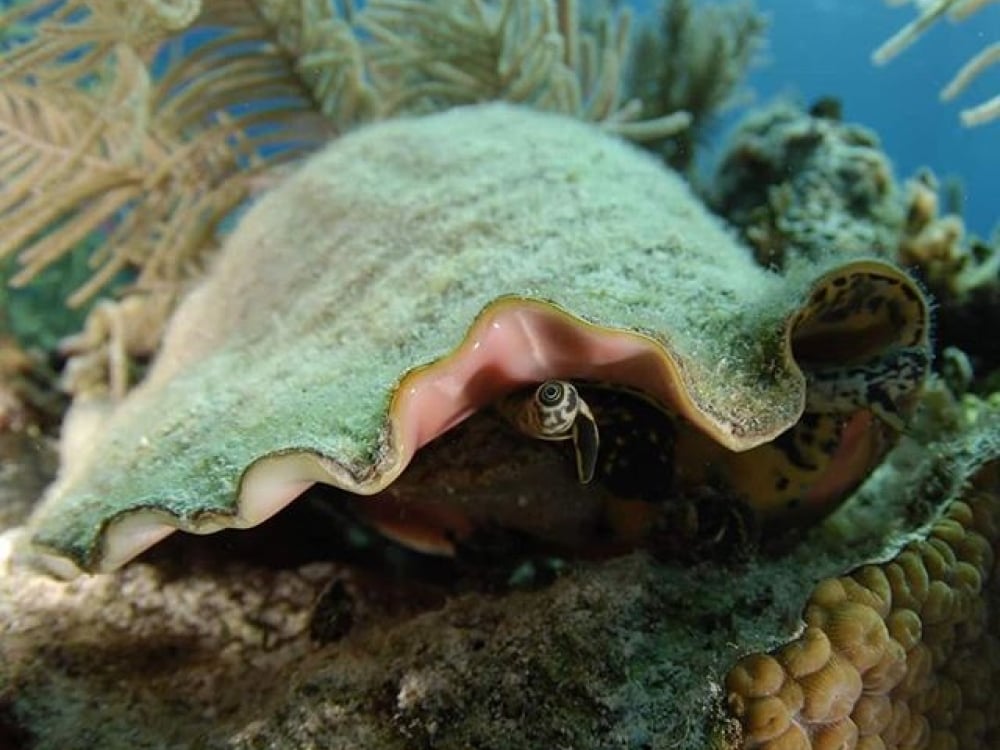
[0,0,351,307]
[630,0,766,170]
[873,0,1000,126]
[0,0,701,308]
[357,0,694,140]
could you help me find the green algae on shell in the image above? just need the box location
[21,104,930,576]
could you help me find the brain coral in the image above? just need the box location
[727,467,1000,749]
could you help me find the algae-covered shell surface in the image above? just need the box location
[24,104,927,576]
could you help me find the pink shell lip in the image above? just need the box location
[387,295,801,488]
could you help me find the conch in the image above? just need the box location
[22,104,930,577]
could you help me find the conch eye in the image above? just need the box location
[518,380,598,484]
[537,380,567,408]
[533,380,580,436]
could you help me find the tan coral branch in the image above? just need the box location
[873,0,1000,126]
[940,41,1000,126]
[872,0,952,65]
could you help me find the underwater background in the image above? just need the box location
[1,1,999,749]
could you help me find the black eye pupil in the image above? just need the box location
[540,382,562,405]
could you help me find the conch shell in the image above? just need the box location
[22,104,929,576]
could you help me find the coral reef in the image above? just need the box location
[0,2,997,749]
[896,169,1000,305]
[895,171,1000,389]
[873,0,1000,126]
[711,103,904,269]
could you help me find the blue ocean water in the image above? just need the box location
[660,0,999,238]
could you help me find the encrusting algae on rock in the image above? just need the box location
[711,102,906,270]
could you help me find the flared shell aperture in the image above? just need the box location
[22,104,930,576]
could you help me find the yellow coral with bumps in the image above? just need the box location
[726,474,1000,749]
